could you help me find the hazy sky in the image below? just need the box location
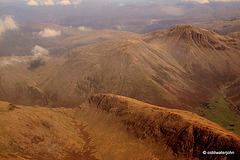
[0,0,240,5]
[0,0,240,33]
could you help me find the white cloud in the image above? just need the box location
[42,0,54,5]
[0,15,18,36]
[162,6,185,16]
[27,0,39,6]
[181,0,240,4]
[25,0,84,6]
[149,19,160,25]
[212,0,240,2]
[26,0,55,6]
[0,57,28,67]
[115,25,126,30]
[57,0,71,5]
[181,0,209,3]
[118,3,125,7]
[38,28,61,38]
[77,26,93,32]
[73,0,82,5]
[31,45,49,58]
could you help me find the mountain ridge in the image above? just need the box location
[1,93,239,159]
[78,93,240,159]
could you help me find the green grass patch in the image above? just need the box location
[202,94,240,135]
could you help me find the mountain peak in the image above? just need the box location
[168,24,228,50]
[169,24,211,39]
[173,24,199,31]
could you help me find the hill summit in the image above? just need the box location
[167,24,227,50]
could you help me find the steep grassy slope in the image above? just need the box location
[0,24,240,115]
[1,94,239,160]
[0,56,44,106]
[0,101,99,160]
[79,94,240,160]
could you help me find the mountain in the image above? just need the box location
[1,24,240,134]
[193,17,240,35]
[0,94,239,160]
[227,31,240,39]
[2,24,239,106]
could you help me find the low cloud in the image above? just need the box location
[42,0,54,5]
[118,3,126,7]
[57,0,71,5]
[26,0,54,6]
[73,0,82,5]
[0,57,28,67]
[181,0,240,4]
[115,25,126,30]
[148,19,160,25]
[0,45,49,67]
[32,45,49,58]
[77,26,93,32]
[25,0,83,6]
[0,15,18,36]
[27,0,39,6]
[161,6,185,16]
[211,0,240,2]
[38,28,61,38]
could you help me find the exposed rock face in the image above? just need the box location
[84,94,240,160]
[168,24,228,51]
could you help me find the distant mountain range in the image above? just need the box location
[1,2,240,33]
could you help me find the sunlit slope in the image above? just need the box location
[79,93,240,160]
[1,94,239,160]
[0,56,44,106]
[0,101,99,160]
